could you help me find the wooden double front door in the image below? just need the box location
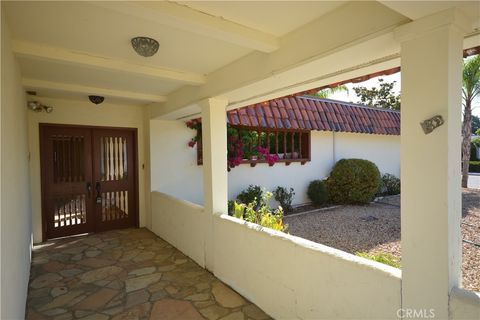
[40,124,138,240]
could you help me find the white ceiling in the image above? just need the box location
[179,1,346,37]
[3,1,478,107]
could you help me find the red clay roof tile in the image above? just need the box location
[223,96,400,136]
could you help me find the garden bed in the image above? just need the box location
[284,190,480,292]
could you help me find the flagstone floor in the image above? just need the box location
[26,228,270,320]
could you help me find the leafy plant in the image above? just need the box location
[327,159,380,204]
[186,122,278,170]
[471,143,479,161]
[378,173,401,196]
[232,192,287,232]
[186,119,202,147]
[356,252,400,268]
[237,185,265,209]
[307,180,329,205]
[273,187,295,212]
[470,161,480,173]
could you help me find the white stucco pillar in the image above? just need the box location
[395,9,471,318]
[200,97,228,271]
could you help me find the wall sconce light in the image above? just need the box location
[27,101,53,113]
[420,115,444,134]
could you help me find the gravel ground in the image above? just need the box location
[284,189,480,292]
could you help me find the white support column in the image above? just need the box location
[200,97,228,271]
[395,9,471,318]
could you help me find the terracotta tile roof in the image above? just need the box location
[227,96,400,136]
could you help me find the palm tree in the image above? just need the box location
[461,55,480,188]
[315,85,349,99]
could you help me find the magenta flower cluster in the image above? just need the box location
[257,147,279,166]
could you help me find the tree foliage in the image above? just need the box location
[353,78,401,110]
[472,115,480,134]
[461,55,480,187]
[315,85,348,99]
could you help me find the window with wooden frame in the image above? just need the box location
[197,126,311,167]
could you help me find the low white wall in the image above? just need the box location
[150,120,400,206]
[449,287,480,320]
[1,13,32,319]
[149,192,402,319]
[214,215,402,319]
[151,191,205,267]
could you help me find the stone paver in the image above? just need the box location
[26,228,271,320]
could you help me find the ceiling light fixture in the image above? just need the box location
[131,36,159,57]
[88,95,105,105]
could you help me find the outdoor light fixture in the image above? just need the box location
[131,36,159,57]
[27,101,53,113]
[420,115,444,134]
[88,95,105,105]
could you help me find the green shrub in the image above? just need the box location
[356,252,400,268]
[378,173,401,196]
[273,186,295,211]
[327,159,381,204]
[473,137,480,148]
[237,185,265,209]
[231,192,287,232]
[470,143,478,161]
[307,180,329,205]
[470,161,480,173]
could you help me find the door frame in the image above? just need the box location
[39,123,140,241]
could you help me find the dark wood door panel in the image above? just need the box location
[40,125,94,239]
[92,129,137,232]
[40,124,138,240]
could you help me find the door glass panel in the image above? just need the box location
[52,135,85,183]
[53,194,87,227]
[101,190,128,221]
[100,136,128,181]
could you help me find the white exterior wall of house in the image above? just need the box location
[27,97,151,244]
[150,119,400,206]
[0,12,33,319]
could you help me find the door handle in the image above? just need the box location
[95,182,102,204]
[86,182,92,198]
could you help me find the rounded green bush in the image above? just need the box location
[307,180,329,205]
[327,159,380,204]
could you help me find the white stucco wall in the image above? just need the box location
[214,214,402,319]
[449,288,480,319]
[151,191,205,267]
[149,192,402,319]
[150,119,400,205]
[28,98,150,243]
[1,13,32,319]
[334,131,401,177]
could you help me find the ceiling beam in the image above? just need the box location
[90,1,279,53]
[13,41,206,85]
[23,78,167,103]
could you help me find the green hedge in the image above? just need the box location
[327,159,380,204]
[470,161,480,173]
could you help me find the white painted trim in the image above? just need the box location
[22,78,167,103]
[12,40,206,85]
